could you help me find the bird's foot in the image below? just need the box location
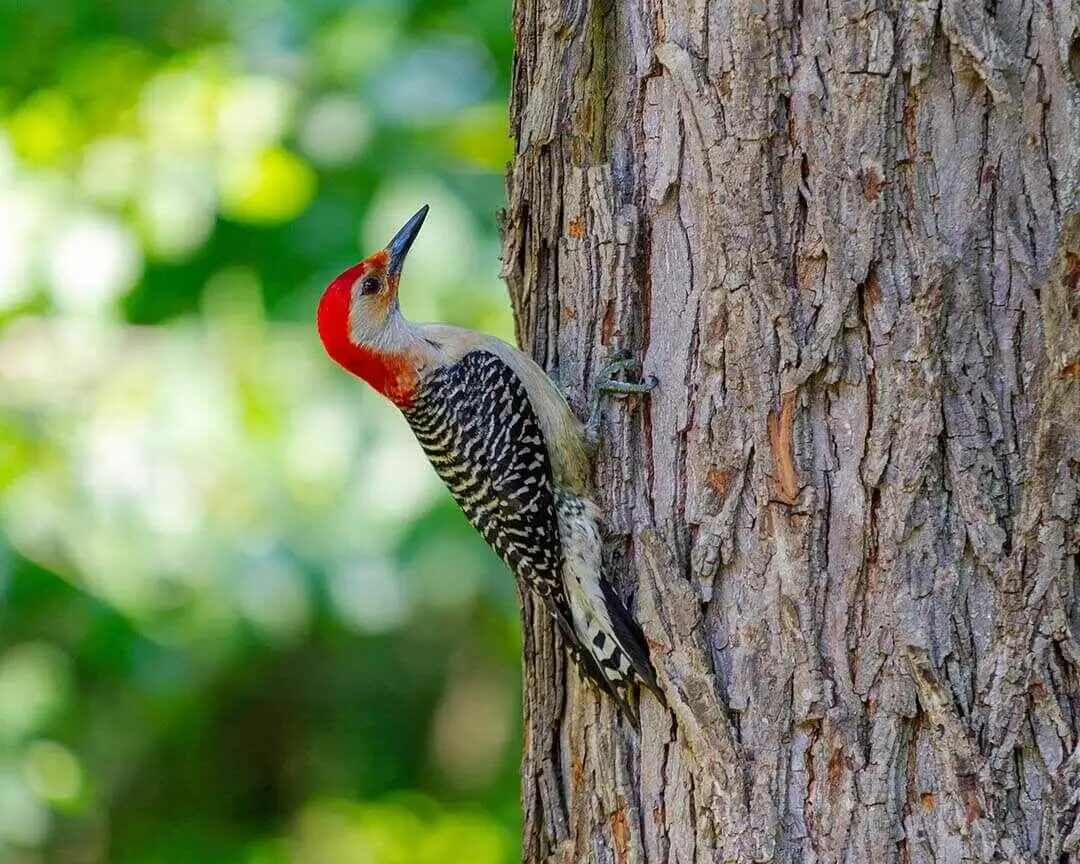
[586,351,658,452]
[597,359,658,396]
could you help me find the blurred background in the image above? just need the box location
[0,0,521,861]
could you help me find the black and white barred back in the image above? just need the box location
[401,350,658,711]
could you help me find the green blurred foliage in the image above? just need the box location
[0,0,522,860]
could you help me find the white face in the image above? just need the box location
[347,255,405,350]
[337,205,428,353]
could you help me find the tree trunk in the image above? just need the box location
[499,0,1080,860]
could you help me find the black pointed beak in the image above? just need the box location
[386,205,429,278]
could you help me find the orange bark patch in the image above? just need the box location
[797,255,827,296]
[1064,251,1080,325]
[571,757,584,796]
[707,313,727,344]
[902,100,918,162]
[963,787,982,823]
[826,747,844,808]
[767,390,799,504]
[959,774,982,823]
[1065,251,1079,294]
[568,217,586,239]
[865,266,882,304]
[864,165,888,201]
[612,805,629,863]
[920,792,935,813]
[707,466,737,497]
[579,102,593,140]
[1059,360,1080,379]
[600,300,615,345]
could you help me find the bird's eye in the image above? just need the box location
[359,276,381,296]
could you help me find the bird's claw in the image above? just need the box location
[586,353,657,452]
[594,354,657,395]
[597,374,659,397]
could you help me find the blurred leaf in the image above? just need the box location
[219,147,317,225]
[8,91,80,166]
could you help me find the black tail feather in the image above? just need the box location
[539,579,662,724]
[599,578,663,702]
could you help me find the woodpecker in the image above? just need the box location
[316,205,661,719]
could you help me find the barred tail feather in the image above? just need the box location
[598,578,662,699]
[554,488,661,719]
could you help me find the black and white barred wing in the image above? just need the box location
[402,349,565,598]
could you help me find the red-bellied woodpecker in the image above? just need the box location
[316,205,661,720]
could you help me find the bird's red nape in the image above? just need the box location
[316,258,418,407]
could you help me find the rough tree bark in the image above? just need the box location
[499,0,1080,861]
